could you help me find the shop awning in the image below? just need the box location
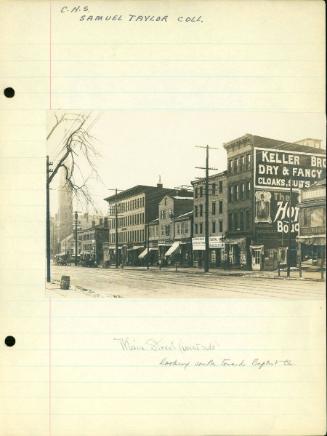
[138,247,158,259]
[250,245,264,250]
[297,236,326,246]
[165,241,180,257]
[127,245,144,251]
[224,238,247,245]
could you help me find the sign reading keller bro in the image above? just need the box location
[254,147,326,190]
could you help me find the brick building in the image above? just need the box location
[104,183,191,266]
[157,194,193,265]
[191,171,228,268]
[79,218,109,266]
[297,179,326,272]
[223,134,325,270]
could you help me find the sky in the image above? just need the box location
[48,110,325,215]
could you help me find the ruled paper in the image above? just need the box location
[0,1,325,435]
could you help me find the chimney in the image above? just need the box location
[157,175,163,189]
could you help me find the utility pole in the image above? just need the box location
[115,188,119,268]
[46,156,53,282]
[195,145,218,273]
[287,180,293,278]
[74,211,78,266]
[108,188,123,268]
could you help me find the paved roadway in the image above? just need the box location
[49,265,325,299]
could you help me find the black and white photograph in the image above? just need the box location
[46,111,326,298]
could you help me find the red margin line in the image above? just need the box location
[49,0,52,109]
[49,1,52,434]
[49,296,52,436]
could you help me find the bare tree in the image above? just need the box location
[47,112,101,210]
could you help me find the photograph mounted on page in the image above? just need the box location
[46,111,326,298]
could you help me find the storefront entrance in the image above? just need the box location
[250,245,264,271]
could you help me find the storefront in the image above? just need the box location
[126,245,144,265]
[138,246,158,266]
[224,237,248,269]
[192,236,225,268]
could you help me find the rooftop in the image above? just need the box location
[223,134,324,154]
[175,210,193,221]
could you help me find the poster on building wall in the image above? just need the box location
[255,191,272,223]
[254,147,326,190]
[256,190,300,235]
[192,236,225,250]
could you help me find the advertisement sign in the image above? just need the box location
[254,147,326,191]
[255,191,272,223]
[192,236,225,250]
[255,190,300,235]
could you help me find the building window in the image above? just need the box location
[195,205,198,217]
[212,221,216,233]
[241,183,245,200]
[246,181,251,199]
[303,208,310,226]
[199,223,203,234]
[235,185,239,201]
[242,155,246,170]
[234,212,239,230]
[199,186,203,197]
[229,160,233,173]
[229,186,233,202]
[195,223,198,234]
[184,221,189,234]
[195,187,198,199]
[247,153,251,170]
[228,213,233,231]
[236,158,239,173]
[240,210,244,231]
[177,223,181,235]
[233,185,238,201]
[219,181,223,193]
[219,220,223,233]
[165,225,170,236]
[245,210,250,229]
[199,204,203,217]
[212,201,216,215]
[212,183,216,195]
[219,200,223,214]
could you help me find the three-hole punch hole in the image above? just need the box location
[4,87,15,98]
[5,336,16,347]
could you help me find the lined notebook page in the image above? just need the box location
[0,1,325,435]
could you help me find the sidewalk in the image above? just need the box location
[110,265,325,281]
[45,280,99,298]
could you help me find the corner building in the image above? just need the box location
[223,134,325,270]
[104,183,191,266]
[191,171,228,268]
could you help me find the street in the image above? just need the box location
[48,265,325,299]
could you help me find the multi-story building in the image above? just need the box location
[77,212,105,231]
[157,194,193,265]
[79,218,109,266]
[57,167,73,243]
[59,233,78,257]
[104,182,189,266]
[297,179,326,273]
[173,210,193,266]
[191,171,228,268]
[223,134,326,270]
[138,218,159,265]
